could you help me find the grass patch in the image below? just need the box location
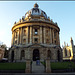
[0,62,26,70]
[0,61,75,70]
[41,61,75,70]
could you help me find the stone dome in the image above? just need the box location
[25,3,48,19]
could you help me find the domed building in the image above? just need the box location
[9,3,62,62]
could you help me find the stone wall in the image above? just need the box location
[9,45,62,62]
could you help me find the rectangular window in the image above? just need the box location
[24,39,26,42]
[35,29,38,35]
[34,38,38,43]
[46,30,49,36]
[46,30,48,33]
[24,30,26,36]
[54,32,56,39]
[46,39,49,43]
[15,40,17,44]
[55,40,56,44]
[23,39,26,44]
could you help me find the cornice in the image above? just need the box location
[12,20,60,32]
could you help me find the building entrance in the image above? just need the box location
[33,49,40,61]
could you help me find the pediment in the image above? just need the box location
[28,44,45,48]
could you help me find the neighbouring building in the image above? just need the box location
[9,3,62,62]
[0,45,5,60]
[63,37,75,60]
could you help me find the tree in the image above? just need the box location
[0,43,8,58]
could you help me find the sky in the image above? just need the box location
[0,1,75,48]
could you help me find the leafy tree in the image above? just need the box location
[0,43,9,58]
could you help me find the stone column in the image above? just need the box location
[20,27,23,44]
[46,58,51,73]
[51,29,53,44]
[58,32,60,45]
[56,31,58,45]
[44,27,46,44]
[8,49,12,62]
[30,26,32,44]
[13,31,15,45]
[25,59,31,73]
[17,29,20,45]
[40,26,42,43]
[11,32,13,46]
[57,31,60,45]
[26,26,29,44]
[50,28,52,44]
[11,31,15,46]
[53,29,54,44]
[18,49,21,62]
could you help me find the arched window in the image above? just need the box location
[34,29,38,35]
[47,50,51,59]
[21,50,25,60]
[24,30,26,36]
[23,39,26,44]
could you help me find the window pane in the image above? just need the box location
[35,29,38,35]
[35,29,37,32]
[35,32,38,34]
[34,38,38,43]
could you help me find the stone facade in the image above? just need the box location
[9,3,62,62]
[63,37,75,60]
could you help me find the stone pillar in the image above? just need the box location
[20,27,23,44]
[53,29,54,44]
[11,31,15,46]
[8,49,12,62]
[40,26,42,43]
[17,29,20,45]
[11,32,13,46]
[56,31,58,45]
[25,59,31,73]
[50,28,52,44]
[26,27,29,44]
[57,32,60,45]
[18,49,21,61]
[44,27,46,44]
[58,32,60,45]
[46,58,51,73]
[30,26,32,44]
